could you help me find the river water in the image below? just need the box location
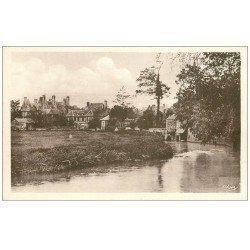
[12,142,240,193]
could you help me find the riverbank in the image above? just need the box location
[11,131,173,184]
[12,142,240,192]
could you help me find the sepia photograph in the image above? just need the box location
[1,1,250,250]
[2,46,248,200]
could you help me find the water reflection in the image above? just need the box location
[156,165,163,191]
[12,142,240,193]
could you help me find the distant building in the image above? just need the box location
[113,118,135,129]
[166,114,176,132]
[20,94,71,118]
[11,118,35,130]
[175,120,186,142]
[100,115,110,130]
[66,100,109,130]
[66,109,94,129]
[86,100,108,110]
[165,114,187,141]
[21,97,32,118]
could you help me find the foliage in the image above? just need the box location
[110,105,136,121]
[11,100,21,121]
[88,110,101,130]
[136,66,170,124]
[174,52,240,148]
[110,105,127,121]
[137,108,156,129]
[55,114,68,127]
[29,107,43,126]
[29,107,71,128]
[113,86,131,107]
[165,107,174,118]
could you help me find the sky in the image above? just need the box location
[11,51,183,109]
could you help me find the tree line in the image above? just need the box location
[11,52,241,148]
[173,52,240,148]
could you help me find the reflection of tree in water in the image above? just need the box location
[157,165,163,190]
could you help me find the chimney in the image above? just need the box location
[23,97,27,107]
[39,96,43,104]
[104,100,108,109]
[42,95,46,104]
[52,95,56,104]
[66,96,70,106]
[87,102,90,107]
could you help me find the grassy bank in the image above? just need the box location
[11,131,173,179]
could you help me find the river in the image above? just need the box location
[12,142,240,193]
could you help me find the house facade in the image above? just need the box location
[66,109,94,129]
[20,94,71,118]
[100,115,110,130]
[165,114,176,141]
[165,114,187,141]
[66,100,109,130]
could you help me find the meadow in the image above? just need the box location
[11,130,173,184]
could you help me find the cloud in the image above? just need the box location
[11,57,136,107]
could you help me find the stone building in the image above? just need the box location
[165,114,176,141]
[20,94,71,118]
[165,114,187,141]
[20,97,32,118]
[66,100,109,130]
[100,115,110,130]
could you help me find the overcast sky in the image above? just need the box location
[11,51,183,109]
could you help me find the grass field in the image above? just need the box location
[11,130,173,181]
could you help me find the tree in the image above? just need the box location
[137,108,156,129]
[113,85,131,107]
[165,107,174,118]
[110,105,128,121]
[11,100,21,121]
[29,106,43,127]
[88,110,101,130]
[55,114,68,127]
[174,52,240,148]
[136,66,170,125]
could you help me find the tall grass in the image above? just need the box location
[11,131,173,176]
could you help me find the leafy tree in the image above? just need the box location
[110,105,128,121]
[55,114,68,127]
[110,105,136,121]
[113,85,131,107]
[174,52,240,148]
[136,66,170,125]
[88,110,101,130]
[11,100,21,121]
[165,107,174,118]
[137,108,156,129]
[29,107,44,127]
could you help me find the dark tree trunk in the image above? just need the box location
[156,96,160,126]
